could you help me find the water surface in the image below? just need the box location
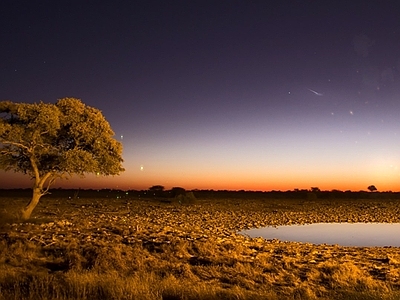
[240,223,400,247]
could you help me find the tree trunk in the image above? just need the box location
[21,187,42,220]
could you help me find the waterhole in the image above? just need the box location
[240,223,400,247]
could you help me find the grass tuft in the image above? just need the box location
[2,197,400,299]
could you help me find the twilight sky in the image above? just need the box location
[1,1,400,191]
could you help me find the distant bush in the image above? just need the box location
[175,192,197,205]
[307,192,318,200]
[169,187,186,198]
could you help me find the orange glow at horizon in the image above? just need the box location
[2,1,400,198]
[1,160,399,192]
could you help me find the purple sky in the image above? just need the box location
[1,1,400,191]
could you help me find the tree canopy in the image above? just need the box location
[0,98,124,219]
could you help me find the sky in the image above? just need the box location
[1,1,400,191]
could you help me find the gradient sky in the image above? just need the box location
[1,1,400,191]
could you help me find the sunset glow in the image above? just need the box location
[1,2,400,192]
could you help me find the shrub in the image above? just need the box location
[175,192,197,205]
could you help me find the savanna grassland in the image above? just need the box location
[1,192,400,300]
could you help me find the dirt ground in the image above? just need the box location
[1,195,400,299]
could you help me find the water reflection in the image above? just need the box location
[240,223,400,247]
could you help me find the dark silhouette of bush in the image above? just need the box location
[175,192,197,205]
[169,187,186,198]
[307,192,318,200]
[149,185,166,198]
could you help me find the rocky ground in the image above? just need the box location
[1,196,400,298]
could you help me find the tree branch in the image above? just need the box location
[29,155,41,186]
[0,140,30,150]
[41,173,57,195]
[0,149,20,156]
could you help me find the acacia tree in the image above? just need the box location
[0,98,124,220]
[149,185,165,197]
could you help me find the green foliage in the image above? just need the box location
[0,98,124,178]
[0,98,124,218]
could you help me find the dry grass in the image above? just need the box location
[1,197,400,299]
